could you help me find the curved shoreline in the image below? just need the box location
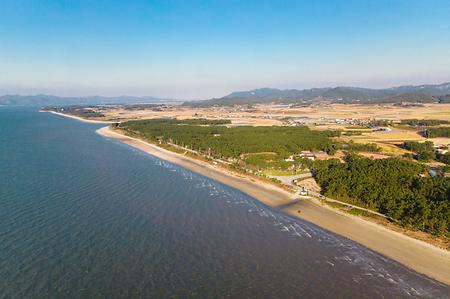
[96,126,450,286]
[41,110,114,124]
[44,110,450,286]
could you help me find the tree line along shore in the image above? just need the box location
[116,118,450,241]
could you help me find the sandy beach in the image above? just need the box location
[96,125,450,286]
[43,111,114,124]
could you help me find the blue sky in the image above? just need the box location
[1,0,449,99]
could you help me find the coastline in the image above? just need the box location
[43,110,450,285]
[42,110,114,124]
[96,125,450,286]
[96,126,295,207]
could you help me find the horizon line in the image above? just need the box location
[1,80,449,101]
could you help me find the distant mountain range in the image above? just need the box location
[0,95,180,106]
[2,82,450,107]
[184,82,450,107]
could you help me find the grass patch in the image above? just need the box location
[263,169,309,176]
[347,208,377,218]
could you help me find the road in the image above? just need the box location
[268,172,312,186]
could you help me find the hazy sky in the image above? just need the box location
[1,0,450,99]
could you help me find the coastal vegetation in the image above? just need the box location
[313,155,450,236]
[120,118,339,158]
[118,118,450,237]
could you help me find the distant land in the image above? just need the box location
[1,82,450,107]
[185,82,450,107]
[0,95,181,107]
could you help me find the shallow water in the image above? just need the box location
[0,108,448,298]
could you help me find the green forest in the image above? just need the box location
[120,119,339,158]
[313,155,450,236]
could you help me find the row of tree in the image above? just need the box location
[401,119,449,127]
[347,141,380,152]
[422,127,450,138]
[121,119,340,158]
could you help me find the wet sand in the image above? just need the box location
[97,126,450,286]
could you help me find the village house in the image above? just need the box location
[299,150,316,161]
